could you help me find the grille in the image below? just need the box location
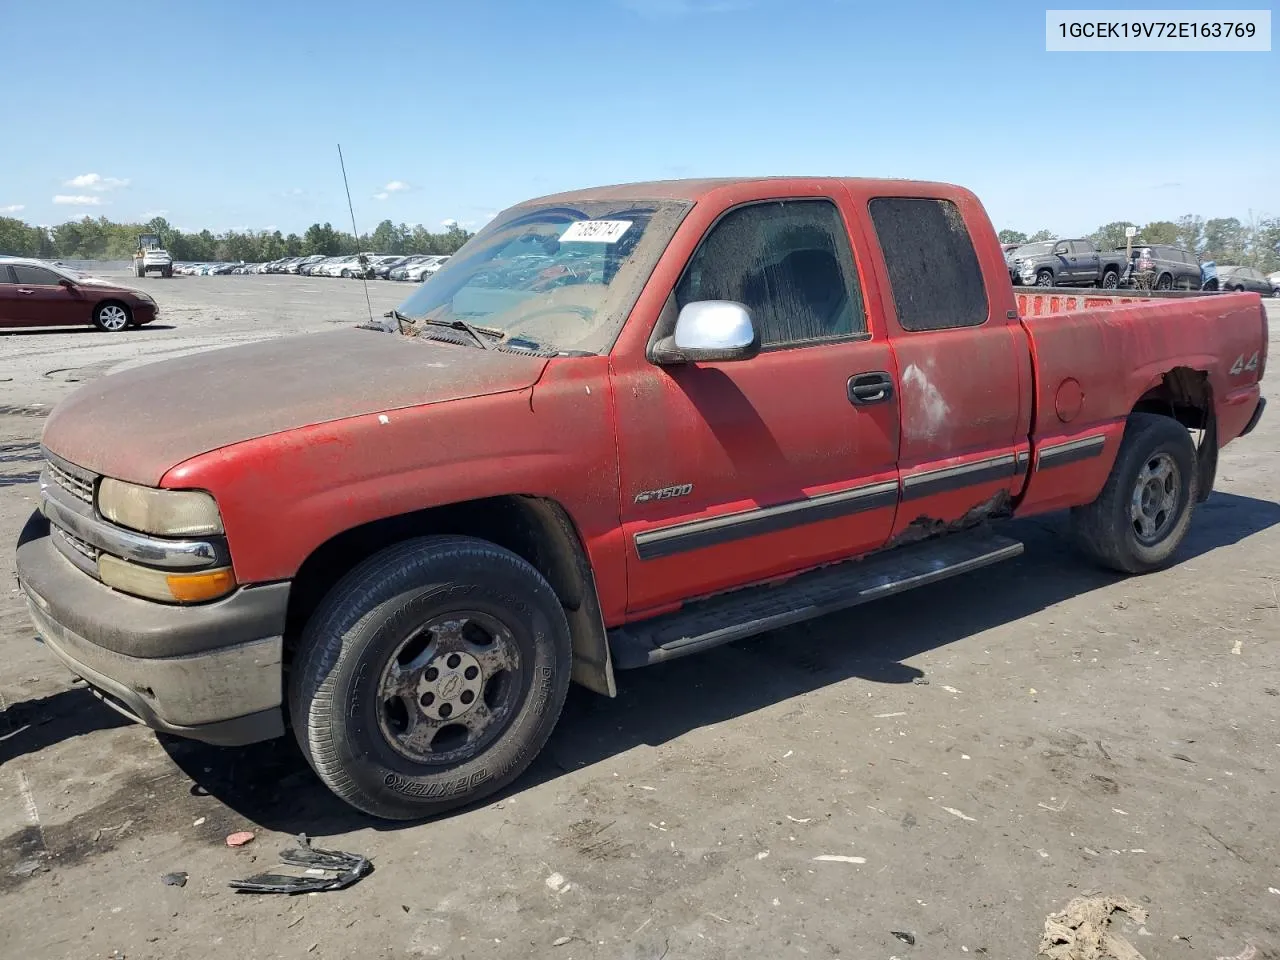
[56,527,98,562]
[46,458,95,505]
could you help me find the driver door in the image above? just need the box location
[611,189,901,615]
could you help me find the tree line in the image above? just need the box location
[999,215,1280,273]
[4,210,1276,273]
[0,215,475,263]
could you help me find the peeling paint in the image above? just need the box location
[901,362,952,441]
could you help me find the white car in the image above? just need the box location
[405,255,450,281]
[1269,271,1280,296]
[319,254,376,278]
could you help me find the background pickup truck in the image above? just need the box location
[17,177,1269,820]
[1008,238,1128,288]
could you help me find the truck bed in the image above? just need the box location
[1011,286,1268,517]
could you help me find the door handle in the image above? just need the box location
[847,371,894,406]
[17,288,35,295]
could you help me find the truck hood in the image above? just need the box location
[42,328,549,485]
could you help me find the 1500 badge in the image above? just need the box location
[634,483,693,504]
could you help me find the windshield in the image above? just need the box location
[395,199,691,354]
[1013,241,1055,258]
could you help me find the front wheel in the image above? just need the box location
[1071,413,1197,574]
[1035,270,1054,287]
[1101,270,1119,289]
[340,269,352,279]
[289,536,572,820]
[93,302,131,332]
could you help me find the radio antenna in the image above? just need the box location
[337,143,375,326]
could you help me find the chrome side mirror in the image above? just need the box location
[652,300,761,364]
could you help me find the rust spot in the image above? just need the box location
[889,490,1013,549]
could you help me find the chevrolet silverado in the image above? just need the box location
[17,177,1269,819]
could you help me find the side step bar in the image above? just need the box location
[609,531,1023,669]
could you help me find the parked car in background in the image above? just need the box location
[1124,244,1202,290]
[0,258,157,331]
[371,255,410,279]
[388,254,433,280]
[318,255,375,279]
[1214,266,1275,296]
[405,255,450,281]
[1269,271,1280,295]
[1010,239,1126,288]
[299,256,333,276]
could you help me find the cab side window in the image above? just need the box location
[869,197,988,331]
[675,199,866,347]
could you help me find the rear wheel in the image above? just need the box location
[93,302,131,332]
[1155,273,1173,291]
[1035,270,1054,287]
[289,536,572,820]
[1071,413,1197,574]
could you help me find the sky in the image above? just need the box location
[3,0,1276,237]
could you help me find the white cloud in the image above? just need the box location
[284,187,305,197]
[373,192,390,201]
[0,204,24,214]
[64,173,130,192]
[141,209,169,219]
[53,195,104,206]
[384,180,409,193]
[441,218,459,228]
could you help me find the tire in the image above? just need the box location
[1035,270,1054,287]
[289,535,572,820]
[1101,269,1119,289]
[162,267,172,278]
[134,263,144,278]
[93,301,132,332]
[1155,273,1173,291]
[340,269,352,279]
[1071,413,1197,574]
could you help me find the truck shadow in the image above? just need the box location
[157,490,1280,835]
[0,687,131,765]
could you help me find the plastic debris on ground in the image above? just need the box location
[229,834,372,895]
[161,872,188,888]
[892,931,916,945]
[225,831,255,848]
[1038,894,1149,960]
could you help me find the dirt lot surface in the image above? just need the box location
[1,279,1278,960]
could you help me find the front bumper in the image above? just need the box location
[16,512,290,745]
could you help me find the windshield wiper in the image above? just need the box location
[426,317,495,350]
[384,310,502,350]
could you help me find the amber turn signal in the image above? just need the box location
[98,554,236,603]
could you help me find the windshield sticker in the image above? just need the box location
[560,220,632,243]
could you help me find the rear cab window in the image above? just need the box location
[867,197,988,331]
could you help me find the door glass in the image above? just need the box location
[11,265,62,285]
[675,199,865,347]
[869,197,988,331]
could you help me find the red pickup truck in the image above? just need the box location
[17,178,1268,820]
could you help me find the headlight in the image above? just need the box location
[97,478,224,536]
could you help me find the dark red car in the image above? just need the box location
[0,258,157,331]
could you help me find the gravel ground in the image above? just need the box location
[1,278,1278,960]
